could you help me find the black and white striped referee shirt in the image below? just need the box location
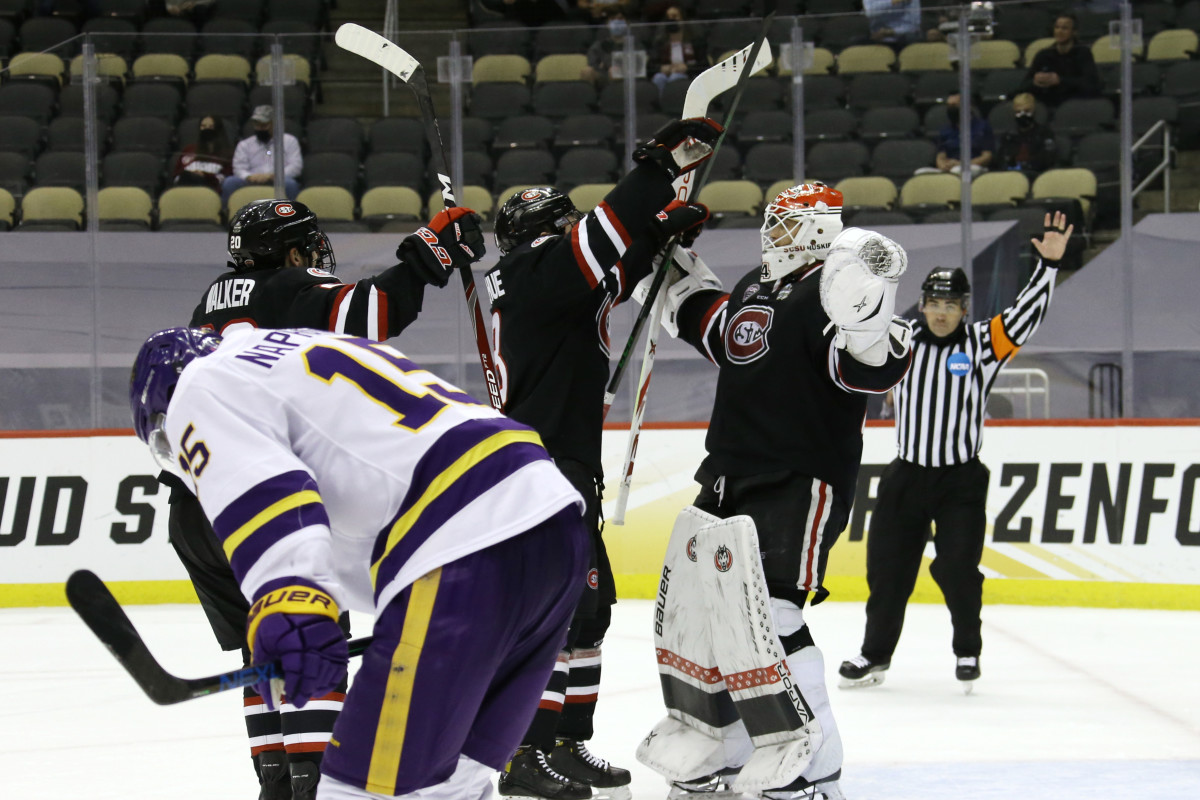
[895,258,1057,467]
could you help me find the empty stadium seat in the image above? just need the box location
[869,139,938,183]
[837,45,896,74]
[34,151,86,191]
[158,185,223,230]
[102,152,164,193]
[804,108,857,142]
[847,73,913,110]
[556,147,617,190]
[296,187,359,230]
[428,185,494,220]
[535,53,588,83]
[360,186,423,226]
[696,180,764,222]
[567,183,614,215]
[492,115,555,151]
[472,54,532,84]
[306,117,364,158]
[743,143,794,187]
[368,118,427,156]
[532,81,597,118]
[834,176,898,211]
[898,173,960,216]
[806,140,870,184]
[97,186,152,230]
[302,153,360,193]
[860,106,920,142]
[0,116,41,158]
[362,152,427,191]
[470,83,533,119]
[553,114,614,150]
[494,149,556,190]
[20,186,84,230]
[140,18,198,60]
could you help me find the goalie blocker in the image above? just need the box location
[638,507,843,795]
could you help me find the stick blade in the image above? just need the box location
[682,39,773,119]
[66,570,190,705]
[334,23,420,82]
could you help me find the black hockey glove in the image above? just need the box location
[653,199,709,247]
[396,207,486,288]
[632,117,724,180]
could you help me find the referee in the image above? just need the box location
[839,211,1072,692]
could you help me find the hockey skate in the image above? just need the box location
[666,769,746,799]
[288,759,319,800]
[547,738,632,800]
[254,751,292,800]
[758,769,846,800]
[837,655,889,689]
[499,746,592,800]
[956,656,980,695]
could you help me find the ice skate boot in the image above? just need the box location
[758,769,846,799]
[499,746,592,800]
[547,738,632,799]
[956,656,980,694]
[288,759,319,800]
[667,769,745,799]
[837,655,889,689]
[253,751,292,800]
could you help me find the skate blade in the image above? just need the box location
[594,787,632,800]
[961,679,976,695]
[838,671,886,689]
[667,788,747,800]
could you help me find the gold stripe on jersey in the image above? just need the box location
[222,490,323,559]
[365,568,442,795]
[368,428,543,587]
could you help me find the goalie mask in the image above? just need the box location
[228,199,336,274]
[494,187,583,255]
[920,266,971,310]
[759,183,844,282]
[129,327,222,470]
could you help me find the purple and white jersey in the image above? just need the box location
[163,327,583,615]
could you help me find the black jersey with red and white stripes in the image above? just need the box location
[484,162,676,474]
[190,261,427,341]
[676,262,910,499]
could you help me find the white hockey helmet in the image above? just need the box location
[759,182,844,281]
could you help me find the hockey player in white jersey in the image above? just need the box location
[129,326,589,800]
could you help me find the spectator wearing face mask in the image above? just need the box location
[582,9,633,86]
[918,93,994,177]
[650,4,702,95]
[222,105,303,204]
[171,116,234,191]
[996,93,1057,176]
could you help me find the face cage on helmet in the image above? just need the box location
[302,229,336,274]
[759,205,841,278]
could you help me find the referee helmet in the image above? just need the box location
[920,266,970,309]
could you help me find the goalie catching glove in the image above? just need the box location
[633,117,724,180]
[246,578,348,710]
[820,228,912,367]
[633,245,722,337]
[396,206,486,288]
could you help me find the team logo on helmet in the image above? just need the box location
[947,352,971,376]
[274,203,296,217]
[686,536,698,562]
[726,306,774,364]
[587,568,599,589]
[521,189,543,201]
[714,545,733,573]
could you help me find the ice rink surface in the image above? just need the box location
[3,599,1198,799]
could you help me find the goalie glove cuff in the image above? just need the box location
[834,317,913,367]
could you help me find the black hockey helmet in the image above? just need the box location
[227,199,336,273]
[920,266,970,308]
[494,187,582,255]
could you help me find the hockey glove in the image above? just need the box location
[632,247,722,337]
[246,578,348,710]
[633,117,724,180]
[654,199,709,247]
[820,248,910,366]
[397,206,487,288]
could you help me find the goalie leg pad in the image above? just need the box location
[640,506,752,780]
[692,516,822,793]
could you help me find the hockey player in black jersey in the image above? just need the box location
[636,183,913,800]
[164,197,485,800]
[484,118,720,800]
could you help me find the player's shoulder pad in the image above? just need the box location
[268,266,343,287]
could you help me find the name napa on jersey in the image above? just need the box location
[206,277,256,314]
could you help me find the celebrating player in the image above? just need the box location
[131,326,589,800]
[839,211,1070,694]
[636,183,913,800]
[163,198,485,799]
[483,117,718,799]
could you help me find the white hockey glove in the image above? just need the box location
[632,118,724,180]
[820,247,909,366]
[826,227,907,279]
[632,247,722,337]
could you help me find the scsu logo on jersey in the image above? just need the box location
[947,352,971,376]
[726,306,774,364]
[587,569,599,589]
[274,203,296,217]
[714,545,733,573]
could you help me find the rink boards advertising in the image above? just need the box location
[1,423,1199,609]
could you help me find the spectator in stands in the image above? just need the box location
[582,7,632,86]
[164,0,216,19]
[222,105,303,204]
[1018,12,1100,108]
[996,93,1057,176]
[579,0,635,22]
[171,116,234,192]
[922,93,994,177]
[650,4,701,96]
[863,0,926,47]
[478,0,579,26]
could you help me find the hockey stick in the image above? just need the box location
[335,23,503,411]
[601,37,774,422]
[66,569,373,706]
[609,25,775,525]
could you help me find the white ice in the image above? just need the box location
[3,600,1198,799]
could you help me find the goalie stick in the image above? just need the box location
[609,21,775,524]
[66,569,373,706]
[334,23,503,412]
